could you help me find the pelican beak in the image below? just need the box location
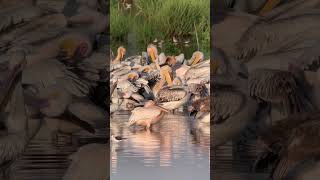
[155,103,170,113]
[211,59,220,74]
[120,47,126,60]
[259,0,281,16]
[128,73,137,81]
[150,49,156,63]
[161,68,173,86]
[143,67,150,73]
[191,52,202,66]
[0,64,24,110]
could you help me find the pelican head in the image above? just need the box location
[113,46,126,63]
[139,65,152,74]
[190,51,204,66]
[147,44,158,63]
[58,38,92,62]
[127,71,139,81]
[166,56,177,66]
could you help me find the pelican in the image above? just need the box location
[111,46,126,65]
[151,65,190,111]
[184,60,210,85]
[172,51,204,81]
[235,10,320,63]
[128,100,169,130]
[189,96,210,124]
[0,80,41,178]
[0,0,107,98]
[212,11,259,57]
[212,79,258,148]
[212,0,282,15]
[212,50,259,148]
[147,44,161,70]
[254,112,320,180]
[25,84,97,144]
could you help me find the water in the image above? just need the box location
[10,119,107,180]
[111,111,210,180]
[212,142,270,180]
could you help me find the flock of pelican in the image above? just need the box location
[0,0,108,179]
[213,0,320,179]
[110,44,210,131]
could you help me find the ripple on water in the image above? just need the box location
[111,112,210,180]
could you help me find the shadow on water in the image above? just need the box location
[111,112,209,180]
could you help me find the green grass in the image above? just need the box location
[110,0,210,57]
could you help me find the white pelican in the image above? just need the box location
[189,96,210,124]
[111,46,126,65]
[128,100,169,130]
[184,60,210,85]
[0,80,41,178]
[212,51,259,148]
[151,65,190,111]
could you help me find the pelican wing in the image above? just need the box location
[0,5,45,33]
[185,63,209,80]
[128,107,162,126]
[1,13,67,52]
[156,86,187,102]
[237,14,320,62]
[262,0,320,21]
[249,69,313,114]
[257,112,320,179]
[212,88,245,124]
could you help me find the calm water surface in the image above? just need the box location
[111,111,210,180]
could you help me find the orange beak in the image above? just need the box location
[191,52,202,66]
[155,104,170,113]
[211,59,220,74]
[120,47,126,60]
[259,0,281,16]
[148,48,157,63]
[161,67,173,86]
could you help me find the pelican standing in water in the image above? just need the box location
[152,65,190,112]
[189,96,210,125]
[128,100,169,130]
